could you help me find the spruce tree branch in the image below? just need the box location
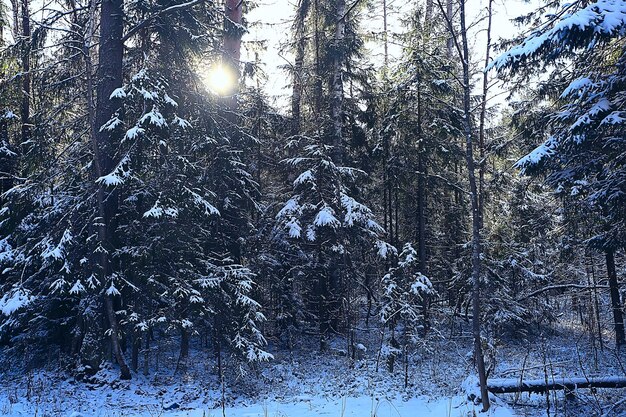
[518,284,610,302]
[122,0,205,43]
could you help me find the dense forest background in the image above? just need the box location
[0,0,625,414]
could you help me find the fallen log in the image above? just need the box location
[487,376,626,394]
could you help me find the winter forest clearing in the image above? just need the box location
[1,0,626,415]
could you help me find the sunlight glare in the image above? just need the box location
[204,64,236,96]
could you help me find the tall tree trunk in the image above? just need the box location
[416,87,427,274]
[0,119,12,196]
[330,0,345,165]
[318,250,329,351]
[9,0,19,42]
[381,0,388,241]
[325,0,347,344]
[446,0,453,57]
[291,37,305,136]
[224,0,243,114]
[177,326,190,372]
[478,0,493,227]
[589,253,604,350]
[313,0,323,121]
[222,0,244,261]
[425,0,434,22]
[459,0,490,410]
[143,331,150,376]
[105,295,131,379]
[131,333,139,373]
[382,0,388,69]
[19,0,30,150]
[606,250,625,348]
[94,0,130,380]
[291,0,308,136]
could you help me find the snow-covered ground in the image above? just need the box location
[0,394,518,417]
[1,315,625,417]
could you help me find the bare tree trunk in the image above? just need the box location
[0,118,13,197]
[382,0,388,69]
[222,0,244,262]
[9,0,19,42]
[416,87,427,274]
[176,326,190,373]
[291,0,309,136]
[326,0,347,343]
[131,333,139,373]
[224,0,243,114]
[181,327,190,359]
[381,0,391,243]
[143,332,150,376]
[478,0,493,227]
[425,0,434,22]
[318,250,329,351]
[19,0,30,149]
[446,0,453,57]
[459,0,490,410]
[94,0,130,380]
[589,253,604,350]
[330,0,345,165]
[105,296,131,379]
[291,39,304,136]
[606,250,625,348]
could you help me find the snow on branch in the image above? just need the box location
[96,154,132,186]
[488,0,626,72]
[0,288,36,316]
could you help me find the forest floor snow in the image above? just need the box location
[1,316,625,416]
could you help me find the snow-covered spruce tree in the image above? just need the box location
[0,0,272,378]
[105,66,270,370]
[490,0,626,348]
[0,0,96,365]
[271,0,392,351]
[380,243,434,378]
[276,137,390,350]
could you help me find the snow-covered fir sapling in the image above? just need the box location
[380,243,435,379]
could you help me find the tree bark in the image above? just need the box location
[143,332,150,376]
[459,0,490,410]
[425,0,434,22]
[9,0,19,43]
[0,119,13,196]
[446,0,453,57]
[224,0,243,114]
[131,333,139,373]
[382,0,388,69]
[94,0,130,380]
[19,0,30,150]
[105,295,131,379]
[291,0,309,136]
[417,87,427,274]
[477,0,493,227]
[487,376,626,394]
[180,327,190,359]
[329,0,345,165]
[606,250,625,348]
